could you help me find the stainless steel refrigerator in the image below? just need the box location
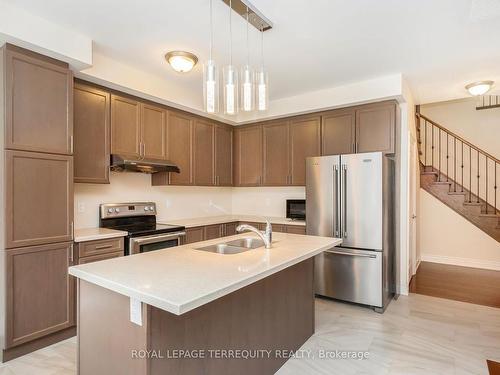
[306,152,395,312]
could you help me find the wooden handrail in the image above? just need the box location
[416,112,500,164]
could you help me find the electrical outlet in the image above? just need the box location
[78,202,86,213]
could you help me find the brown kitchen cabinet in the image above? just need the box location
[234,125,263,186]
[214,124,233,186]
[204,224,223,240]
[141,104,168,160]
[289,116,321,186]
[3,44,73,155]
[5,242,75,348]
[224,222,239,236]
[77,237,124,259]
[193,119,215,186]
[110,94,141,158]
[183,227,204,244]
[285,225,307,235]
[5,150,73,249]
[166,111,194,185]
[263,121,289,186]
[271,224,286,233]
[73,83,110,184]
[356,102,396,154]
[78,251,123,265]
[322,109,356,155]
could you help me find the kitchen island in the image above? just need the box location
[69,232,341,375]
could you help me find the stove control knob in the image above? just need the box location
[149,206,155,212]
[144,207,149,211]
[107,208,114,214]
[115,208,120,213]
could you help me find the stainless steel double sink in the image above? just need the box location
[195,237,265,255]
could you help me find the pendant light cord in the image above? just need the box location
[246,8,250,65]
[260,24,264,68]
[229,0,233,66]
[209,0,213,60]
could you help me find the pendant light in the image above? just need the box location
[203,0,219,114]
[240,8,254,112]
[222,0,238,115]
[256,25,268,111]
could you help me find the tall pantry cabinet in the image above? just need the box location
[0,44,75,361]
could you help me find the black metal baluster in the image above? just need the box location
[438,130,441,181]
[424,120,427,170]
[454,138,457,192]
[431,124,434,172]
[495,162,497,214]
[477,150,480,203]
[461,141,464,192]
[446,133,449,181]
[469,146,472,202]
[485,157,488,214]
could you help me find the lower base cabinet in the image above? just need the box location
[5,242,75,349]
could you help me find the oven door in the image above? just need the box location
[128,231,186,255]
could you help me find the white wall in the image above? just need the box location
[419,189,500,270]
[74,172,233,228]
[231,187,305,217]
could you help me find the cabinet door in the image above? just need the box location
[73,84,110,183]
[78,251,123,265]
[224,222,239,236]
[5,151,73,249]
[214,124,233,186]
[234,125,263,186]
[167,112,193,185]
[5,45,73,155]
[285,225,307,235]
[110,95,141,158]
[322,109,355,155]
[193,120,215,186]
[183,227,205,244]
[356,102,396,154]
[5,242,75,348]
[289,117,321,186]
[204,224,223,240]
[272,224,286,233]
[263,121,289,186]
[141,104,167,160]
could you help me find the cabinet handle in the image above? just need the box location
[95,244,113,250]
[69,244,74,263]
[143,143,146,158]
[70,136,74,154]
[70,221,74,239]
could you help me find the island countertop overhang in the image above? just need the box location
[69,232,342,315]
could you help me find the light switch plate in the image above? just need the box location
[130,298,142,326]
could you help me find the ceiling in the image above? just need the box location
[6,0,500,105]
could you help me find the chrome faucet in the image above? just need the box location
[236,220,273,249]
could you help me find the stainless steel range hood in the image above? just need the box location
[110,154,180,174]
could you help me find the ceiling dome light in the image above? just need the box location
[465,80,494,96]
[165,51,198,73]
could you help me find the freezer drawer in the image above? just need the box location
[315,248,382,307]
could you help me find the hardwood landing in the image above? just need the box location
[410,261,500,308]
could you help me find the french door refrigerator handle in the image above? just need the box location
[342,164,348,238]
[333,165,339,237]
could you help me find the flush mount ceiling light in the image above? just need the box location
[165,51,198,73]
[465,80,494,96]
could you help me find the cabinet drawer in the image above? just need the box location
[78,251,123,265]
[285,225,306,235]
[78,237,124,258]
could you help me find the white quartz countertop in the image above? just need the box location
[69,232,341,315]
[74,228,128,243]
[158,215,306,228]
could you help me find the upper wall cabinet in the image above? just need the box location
[193,119,215,186]
[214,124,233,186]
[110,95,141,158]
[4,44,73,155]
[73,83,110,184]
[234,125,263,186]
[263,121,289,186]
[356,102,395,154]
[322,109,355,156]
[141,104,167,160]
[289,116,321,185]
[166,111,194,185]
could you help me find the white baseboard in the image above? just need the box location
[420,254,500,271]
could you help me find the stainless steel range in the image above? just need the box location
[99,202,186,255]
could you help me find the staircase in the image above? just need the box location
[416,110,500,242]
